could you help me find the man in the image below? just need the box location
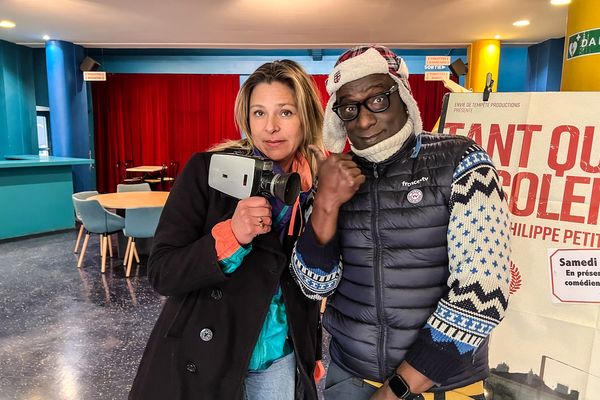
[290,45,511,400]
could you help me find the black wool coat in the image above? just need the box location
[129,152,321,400]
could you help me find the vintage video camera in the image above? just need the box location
[208,153,301,205]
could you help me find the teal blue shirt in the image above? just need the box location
[219,245,291,371]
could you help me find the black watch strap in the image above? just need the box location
[388,374,414,399]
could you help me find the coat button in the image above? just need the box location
[200,328,213,342]
[186,361,197,373]
[210,288,222,300]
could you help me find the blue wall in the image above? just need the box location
[527,38,565,91]
[33,48,49,107]
[498,46,529,92]
[0,41,561,184]
[88,48,521,93]
[86,48,469,76]
[0,40,38,158]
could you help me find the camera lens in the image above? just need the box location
[271,173,300,205]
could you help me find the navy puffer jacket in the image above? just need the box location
[323,133,489,389]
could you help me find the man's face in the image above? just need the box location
[335,74,408,150]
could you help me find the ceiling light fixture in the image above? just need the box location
[0,20,16,28]
[513,20,530,27]
[550,0,571,5]
[43,35,50,41]
[494,34,501,39]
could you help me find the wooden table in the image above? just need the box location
[126,165,163,173]
[89,191,169,209]
[126,165,165,184]
[89,191,169,258]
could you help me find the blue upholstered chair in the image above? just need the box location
[123,207,163,278]
[72,191,99,253]
[73,197,125,273]
[117,182,151,192]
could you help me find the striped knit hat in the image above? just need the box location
[323,45,423,153]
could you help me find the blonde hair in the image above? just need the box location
[210,60,325,176]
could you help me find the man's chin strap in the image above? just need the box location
[351,119,414,163]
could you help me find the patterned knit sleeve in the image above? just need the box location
[404,143,511,382]
[289,202,343,301]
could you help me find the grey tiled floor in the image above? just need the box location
[0,230,329,400]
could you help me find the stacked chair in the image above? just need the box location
[116,160,143,185]
[143,163,167,189]
[162,161,180,190]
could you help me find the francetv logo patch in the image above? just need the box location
[403,177,428,204]
[402,176,429,187]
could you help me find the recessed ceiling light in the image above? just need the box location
[550,0,571,5]
[513,20,530,27]
[43,35,50,41]
[494,34,501,39]
[0,20,16,28]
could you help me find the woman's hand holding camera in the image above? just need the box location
[231,197,272,245]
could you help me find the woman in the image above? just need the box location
[129,60,325,400]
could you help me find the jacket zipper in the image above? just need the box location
[371,163,386,380]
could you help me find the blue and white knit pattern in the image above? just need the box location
[426,144,510,355]
[289,246,342,300]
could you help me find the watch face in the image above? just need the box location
[388,375,410,398]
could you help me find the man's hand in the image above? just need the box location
[308,145,365,245]
[395,361,433,393]
[230,196,272,245]
[309,145,365,212]
[369,361,434,400]
[369,381,400,400]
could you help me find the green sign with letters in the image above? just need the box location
[567,28,600,59]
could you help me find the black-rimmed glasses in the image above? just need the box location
[332,85,399,121]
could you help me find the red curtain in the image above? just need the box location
[92,74,240,193]
[408,74,456,132]
[312,74,454,134]
[92,73,452,192]
[312,75,330,108]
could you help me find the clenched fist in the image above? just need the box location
[309,145,365,212]
[307,145,365,245]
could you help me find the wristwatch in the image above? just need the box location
[388,373,416,399]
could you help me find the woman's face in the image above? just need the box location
[249,81,303,172]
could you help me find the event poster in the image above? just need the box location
[439,92,600,400]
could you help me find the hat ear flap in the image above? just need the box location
[390,75,423,136]
[323,94,348,153]
[397,57,410,80]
